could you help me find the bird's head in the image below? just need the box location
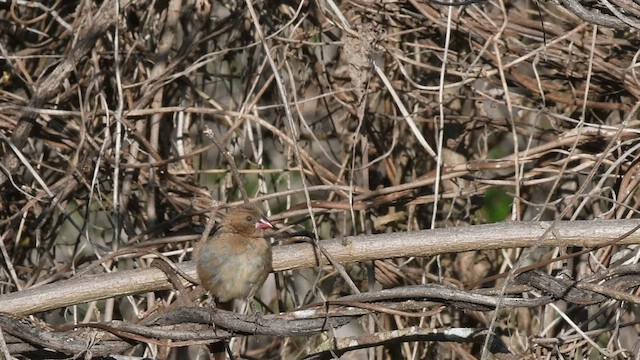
[222,204,273,236]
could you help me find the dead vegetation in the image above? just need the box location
[2,0,640,358]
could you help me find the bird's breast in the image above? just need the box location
[197,234,272,302]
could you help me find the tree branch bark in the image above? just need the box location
[1,219,639,315]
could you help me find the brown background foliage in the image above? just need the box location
[1,0,640,358]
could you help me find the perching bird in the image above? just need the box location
[196,204,273,307]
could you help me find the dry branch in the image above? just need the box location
[1,219,639,315]
[0,0,133,186]
[6,262,640,358]
[3,0,640,358]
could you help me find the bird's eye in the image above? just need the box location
[246,216,254,222]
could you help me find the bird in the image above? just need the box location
[196,204,274,308]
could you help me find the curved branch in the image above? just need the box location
[559,0,626,29]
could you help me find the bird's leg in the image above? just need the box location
[207,302,234,360]
[244,297,262,333]
[209,298,221,335]
[249,298,261,316]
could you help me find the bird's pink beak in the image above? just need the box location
[255,217,273,230]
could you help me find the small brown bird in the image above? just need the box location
[196,204,273,305]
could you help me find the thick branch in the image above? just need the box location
[0,220,639,315]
